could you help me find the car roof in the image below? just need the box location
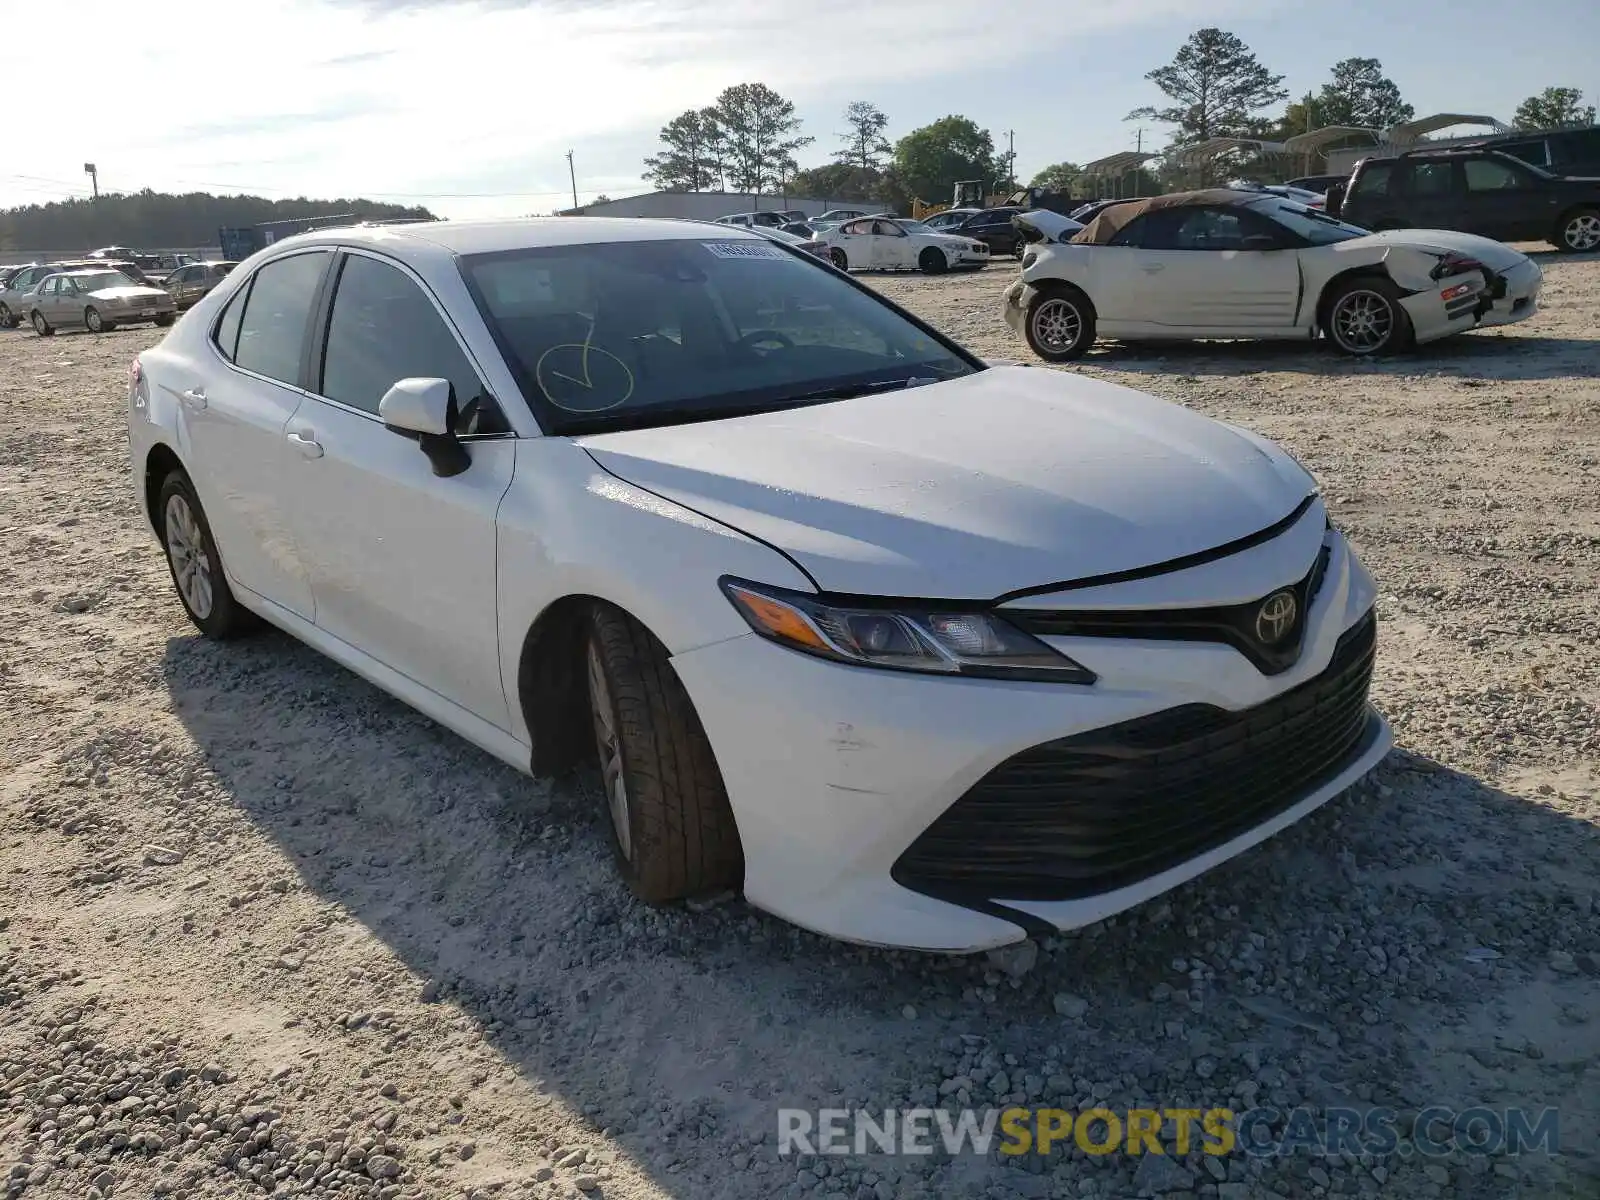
[257,216,770,258]
[1070,188,1274,245]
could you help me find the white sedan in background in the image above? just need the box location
[128,216,1387,952]
[814,216,989,273]
[1006,188,1542,360]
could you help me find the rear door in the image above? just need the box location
[279,249,516,727]
[1460,156,1558,241]
[176,250,331,619]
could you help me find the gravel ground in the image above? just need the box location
[2,252,1598,1200]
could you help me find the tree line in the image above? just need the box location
[0,191,434,252]
[642,53,1594,207]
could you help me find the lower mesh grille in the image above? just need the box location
[892,610,1379,903]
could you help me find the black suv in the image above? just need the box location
[1459,126,1600,179]
[1336,148,1600,252]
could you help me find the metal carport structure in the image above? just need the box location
[1077,151,1158,200]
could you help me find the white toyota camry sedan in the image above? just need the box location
[129,217,1391,953]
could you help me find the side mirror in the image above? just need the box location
[379,377,470,478]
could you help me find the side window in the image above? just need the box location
[318,254,499,434]
[873,220,906,237]
[1350,163,1392,198]
[1106,213,1152,248]
[840,219,872,236]
[1464,159,1531,191]
[1167,208,1248,250]
[1495,139,1548,168]
[233,252,329,385]
[39,278,59,297]
[213,283,249,362]
[1410,161,1456,196]
[1551,129,1600,164]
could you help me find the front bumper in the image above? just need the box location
[671,527,1389,952]
[1001,279,1032,335]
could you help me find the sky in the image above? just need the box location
[2,0,1596,220]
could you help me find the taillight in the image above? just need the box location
[1430,252,1485,281]
[129,358,142,386]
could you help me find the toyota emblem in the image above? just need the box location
[1254,590,1298,645]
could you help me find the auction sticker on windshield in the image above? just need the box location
[703,242,789,260]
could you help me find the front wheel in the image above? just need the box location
[1024,284,1096,362]
[1323,276,1414,357]
[154,313,176,327]
[584,603,743,904]
[31,311,52,337]
[156,470,260,639]
[85,306,113,333]
[829,247,848,270]
[919,247,947,275]
[1555,207,1600,253]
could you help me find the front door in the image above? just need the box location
[1460,157,1559,242]
[281,249,516,728]
[833,218,879,268]
[871,219,915,268]
[175,249,332,620]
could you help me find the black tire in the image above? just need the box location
[154,312,176,327]
[1553,207,1600,253]
[85,306,110,334]
[1014,239,1028,260]
[829,247,848,270]
[155,469,260,639]
[918,247,947,275]
[30,311,52,337]
[584,603,743,904]
[1023,282,1096,362]
[1322,274,1414,357]
[0,303,13,329]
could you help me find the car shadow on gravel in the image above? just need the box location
[1078,332,1599,381]
[158,630,1600,1198]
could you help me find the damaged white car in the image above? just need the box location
[1005,189,1542,360]
[815,216,989,274]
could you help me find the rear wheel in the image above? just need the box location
[1323,275,1413,356]
[1554,207,1600,253]
[154,313,176,327]
[156,470,260,639]
[30,311,52,337]
[584,603,743,903]
[1024,283,1096,362]
[829,247,848,270]
[919,247,947,275]
[0,303,13,329]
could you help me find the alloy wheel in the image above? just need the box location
[1564,214,1600,252]
[1031,297,1082,353]
[85,307,103,333]
[1330,290,1393,354]
[163,493,214,620]
[586,641,632,860]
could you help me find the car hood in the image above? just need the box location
[578,367,1314,599]
[1351,229,1529,270]
[87,285,168,301]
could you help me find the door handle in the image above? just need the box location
[286,430,323,459]
[1141,263,1166,273]
[180,387,207,410]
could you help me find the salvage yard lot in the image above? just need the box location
[1,252,1598,1200]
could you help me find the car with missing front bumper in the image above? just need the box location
[1006,188,1541,361]
[126,216,1389,953]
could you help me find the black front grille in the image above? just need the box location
[1005,542,1333,676]
[892,609,1379,904]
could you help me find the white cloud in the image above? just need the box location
[1,0,1273,219]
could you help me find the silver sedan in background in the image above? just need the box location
[163,260,239,310]
[27,269,177,335]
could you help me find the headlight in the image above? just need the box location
[1021,250,1038,269]
[720,578,1096,684]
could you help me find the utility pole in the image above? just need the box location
[83,162,99,199]
[1135,128,1144,153]
[1004,130,1016,191]
[566,150,577,211]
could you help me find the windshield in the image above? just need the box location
[461,237,979,435]
[76,272,136,291]
[1264,201,1370,245]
